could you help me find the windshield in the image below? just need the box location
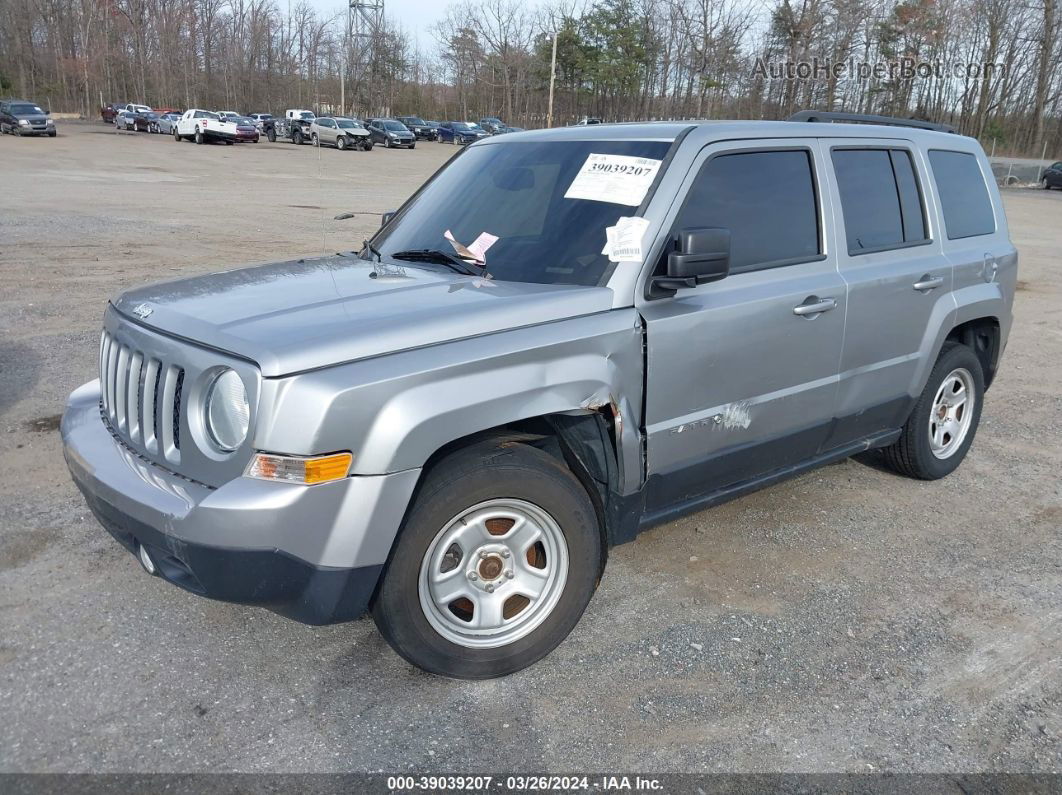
[404,117,425,125]
[336,119,360,129]
[452,123,473,130]
[373,139,671,287]
[298,112,314,120]
[200,111,220,120]
[11,104,43,114]
[383,121,408,131]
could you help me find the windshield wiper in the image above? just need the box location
[389,249,483,276]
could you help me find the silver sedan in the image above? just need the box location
[155,113,182,135]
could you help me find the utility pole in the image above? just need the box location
[546,30,558,128]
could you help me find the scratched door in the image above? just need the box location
[639,140,846,509]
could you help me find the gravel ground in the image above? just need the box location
[0,122,1060,774]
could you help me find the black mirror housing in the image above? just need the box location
[653,228,731,292]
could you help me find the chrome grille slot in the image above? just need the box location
[98,331,183,465]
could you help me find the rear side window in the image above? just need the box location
[676,150,820,272]
[928,150,995,239]
[832,148,927,254]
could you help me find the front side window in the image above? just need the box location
[373,139,671,287]
[928,150,995,239]
[674,150,820,273]
[832,148,928,253]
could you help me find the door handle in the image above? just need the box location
[792,297,837,316]
[912,275,944,292]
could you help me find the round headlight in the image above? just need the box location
[205,369,249,451]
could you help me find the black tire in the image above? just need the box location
[337,136,347,151]
[409,142,416,149]
[363,141,373,151]
[194,128,204,145]
[225,139,233,145]
[311,133,319,146]
[372,440,602,679]
[293,130,303,145]
[48,130,56,137]
[267,128,276,143]
[881,342,985,480]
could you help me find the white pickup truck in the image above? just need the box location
[173,108,238,145]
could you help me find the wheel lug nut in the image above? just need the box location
[485,583,495,593]
[479,550,489,559]
[504,570,514,579]
[468,572,478,581]
[500,549,510,558]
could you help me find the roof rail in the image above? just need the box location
[788,110,958,134]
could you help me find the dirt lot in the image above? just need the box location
[1,122,1060,773]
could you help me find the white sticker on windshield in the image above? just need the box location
[601,216,651,262]
[564,153,663,206]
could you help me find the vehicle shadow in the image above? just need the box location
[0,339,42,417]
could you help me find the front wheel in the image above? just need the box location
[337,136,347,150]
[311,133,319,146]
[881,342,985,480]
[293,130,304,145]
[372,441,601,679]
[267,128,276,143]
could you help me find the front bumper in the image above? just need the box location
[16,125,52,135]
[62,380,420,624]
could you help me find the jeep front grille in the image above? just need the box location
[99,330,185,464]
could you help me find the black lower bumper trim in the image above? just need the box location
[78,485,382,625]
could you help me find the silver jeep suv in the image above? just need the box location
[62,111,1017,678]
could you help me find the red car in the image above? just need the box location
[234,117,260,143]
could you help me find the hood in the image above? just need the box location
[15,111,48,122]
[342,126,369,136]
[112,255,614,377]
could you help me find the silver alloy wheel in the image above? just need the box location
[929,367,975,459]
[418,498,569,649]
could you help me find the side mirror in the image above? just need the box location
[381,209,398,227]
[653,228,730,292]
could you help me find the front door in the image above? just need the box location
[639,140,847,515]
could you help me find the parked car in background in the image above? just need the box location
[366,118,415,148]
[575,116,603,126]
[265,109,315,144]
[492,124,524,135]
[233,116,260,143]
[1,99,56,136]
[174,108,238,144]
[114,110,137,131]
[124,103,152,115]
[478,117,506,134]
[101,103,122,123]
[249,113,274,131]
[437,121,489,145]
[216,111,241,122]
[155,112,183,135]
[1041,162,1062,189]
[310,117,373,150]
[424,120,441,136]
[134,110,161,133]
[395,115,437,140]
[61,112,1017,680]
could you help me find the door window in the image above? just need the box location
[928,150,995,239]
[831,148,928,254]
[673,150,820,273]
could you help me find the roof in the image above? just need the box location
[480,119,972,146]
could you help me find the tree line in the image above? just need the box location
[1,0,1059,155]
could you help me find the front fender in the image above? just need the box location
[255,310,645,491]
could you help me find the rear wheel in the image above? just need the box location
[267,128,276,143]
[194,128,204,144]
[881,342,985,480]
[372,441,602,679]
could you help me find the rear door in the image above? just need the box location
[822,138,951,446]
[640,139,847,512]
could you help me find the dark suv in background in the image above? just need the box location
[395,116,437,141]
[0,99,55,136]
